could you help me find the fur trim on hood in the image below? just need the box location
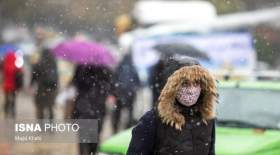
[157,65,217,130]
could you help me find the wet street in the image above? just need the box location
[0,90,78,155]
[0,89,118,155]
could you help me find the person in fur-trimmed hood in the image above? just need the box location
[127,65,218,155]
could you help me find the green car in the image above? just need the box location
[99,81,280,155]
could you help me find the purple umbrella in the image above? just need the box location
[52,40,116,67]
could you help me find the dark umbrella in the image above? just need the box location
[154,43,210,61]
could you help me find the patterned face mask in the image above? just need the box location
[176,84,201,107]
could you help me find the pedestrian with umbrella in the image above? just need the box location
[52,39,116,155]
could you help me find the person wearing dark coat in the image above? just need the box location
[127,65,217,155]
[31,49,58,120]
[150,56,200,107]
[71,64,113,155]
[112,53,141,133]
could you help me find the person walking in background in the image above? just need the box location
[31,48,58,120]
[127,65,217,155]
[2,52,23,118]
[111,53,140,133]
[71,64,113,155]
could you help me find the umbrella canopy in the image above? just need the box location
[52,40,116,67]
[0,44,18,57]
[154,43,210,61]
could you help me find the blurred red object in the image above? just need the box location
[2,52,22,92]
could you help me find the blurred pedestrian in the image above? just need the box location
[31,48,58,120]
[111,53,140,133]
[71,64,113,155]
[2,52,23,118]
[127,65,217,155]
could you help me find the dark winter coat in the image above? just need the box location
[31,49,58,105]
[127,108,215,155]
[127,65,218,155]
[112,53,140,105]
[31,49,58,89]
[72,65,113,120]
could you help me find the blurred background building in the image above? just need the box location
[1,0,280,69]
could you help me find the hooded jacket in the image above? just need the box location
[150,56,200,106]
[127,65,217,155]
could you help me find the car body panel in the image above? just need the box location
[99,127,280,155]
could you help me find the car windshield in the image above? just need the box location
[217,87,280,130]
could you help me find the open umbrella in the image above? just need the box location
[52,40,116,67]
[154,43,210,61]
